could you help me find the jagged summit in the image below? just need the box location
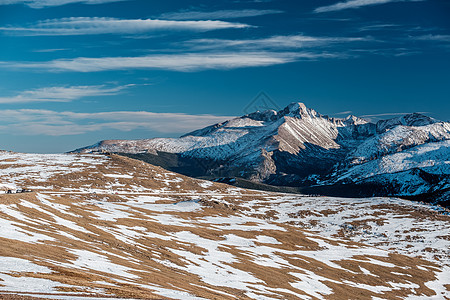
[247,102,322,120]
[244,109,278,122]
[281,102,320,118]
[376,112,437,133]
[344,114,369,125]
[244,102,370,127]
[243,102,329,121]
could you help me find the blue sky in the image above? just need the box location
[0,0,449,153]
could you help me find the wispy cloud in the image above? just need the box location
[158,9,283,20]
[183,34,370,51]
[334,110,353,115]
[0,109,234,136]
[0,85,130,103]
[412,34,450,42]
[5,52,329,72]
[359,24,399,31]
[0,34,386,73]
[0,0,127,8]
[32,48,69,53]
[314,0,422,13]
[0,17,250,36]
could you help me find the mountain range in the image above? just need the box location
[74,102,450,205]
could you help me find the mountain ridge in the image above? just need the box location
[73,102,450,205]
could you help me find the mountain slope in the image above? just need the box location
[0,151,449,299]
[74,102,450,204]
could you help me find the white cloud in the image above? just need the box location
[0,0,127,8]
[32,48,69,53]
[0,17,250,36]
[1,34,365,73]
[314,0,422,13]
[333,110,353,115]
[0,109,234,136]
[4,34,360,73]
[358,24,399,31]
[412,34,450,42]
[0,85,129,103]
[158,9,283,20]
[183,34,369,51]
[7,52,322,72]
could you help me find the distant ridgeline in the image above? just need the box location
[73,102,450,206]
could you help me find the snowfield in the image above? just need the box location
[0,152,448,299]
[339,139,450,181]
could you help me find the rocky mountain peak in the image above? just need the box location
[245,109,278,122]
[344,114,370,126]
[376,112,438,133]
[280,102,320,119]
[245,102,320,122]
[402,112,436,126]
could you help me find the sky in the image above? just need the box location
[0,0,449,153]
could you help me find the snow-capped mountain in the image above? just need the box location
[74,102,450,204]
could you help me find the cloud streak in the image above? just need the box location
[6,52,327,72]
[158,9,283,20]
[0,17,250,36]
[0,85,130,103]
[0,34,374,73]
[314,0,422,13]
[183,34,369,51]
[412,34,450,42]
[0,109,234,136]
[333,110,353,115]
[0,0,127,8]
